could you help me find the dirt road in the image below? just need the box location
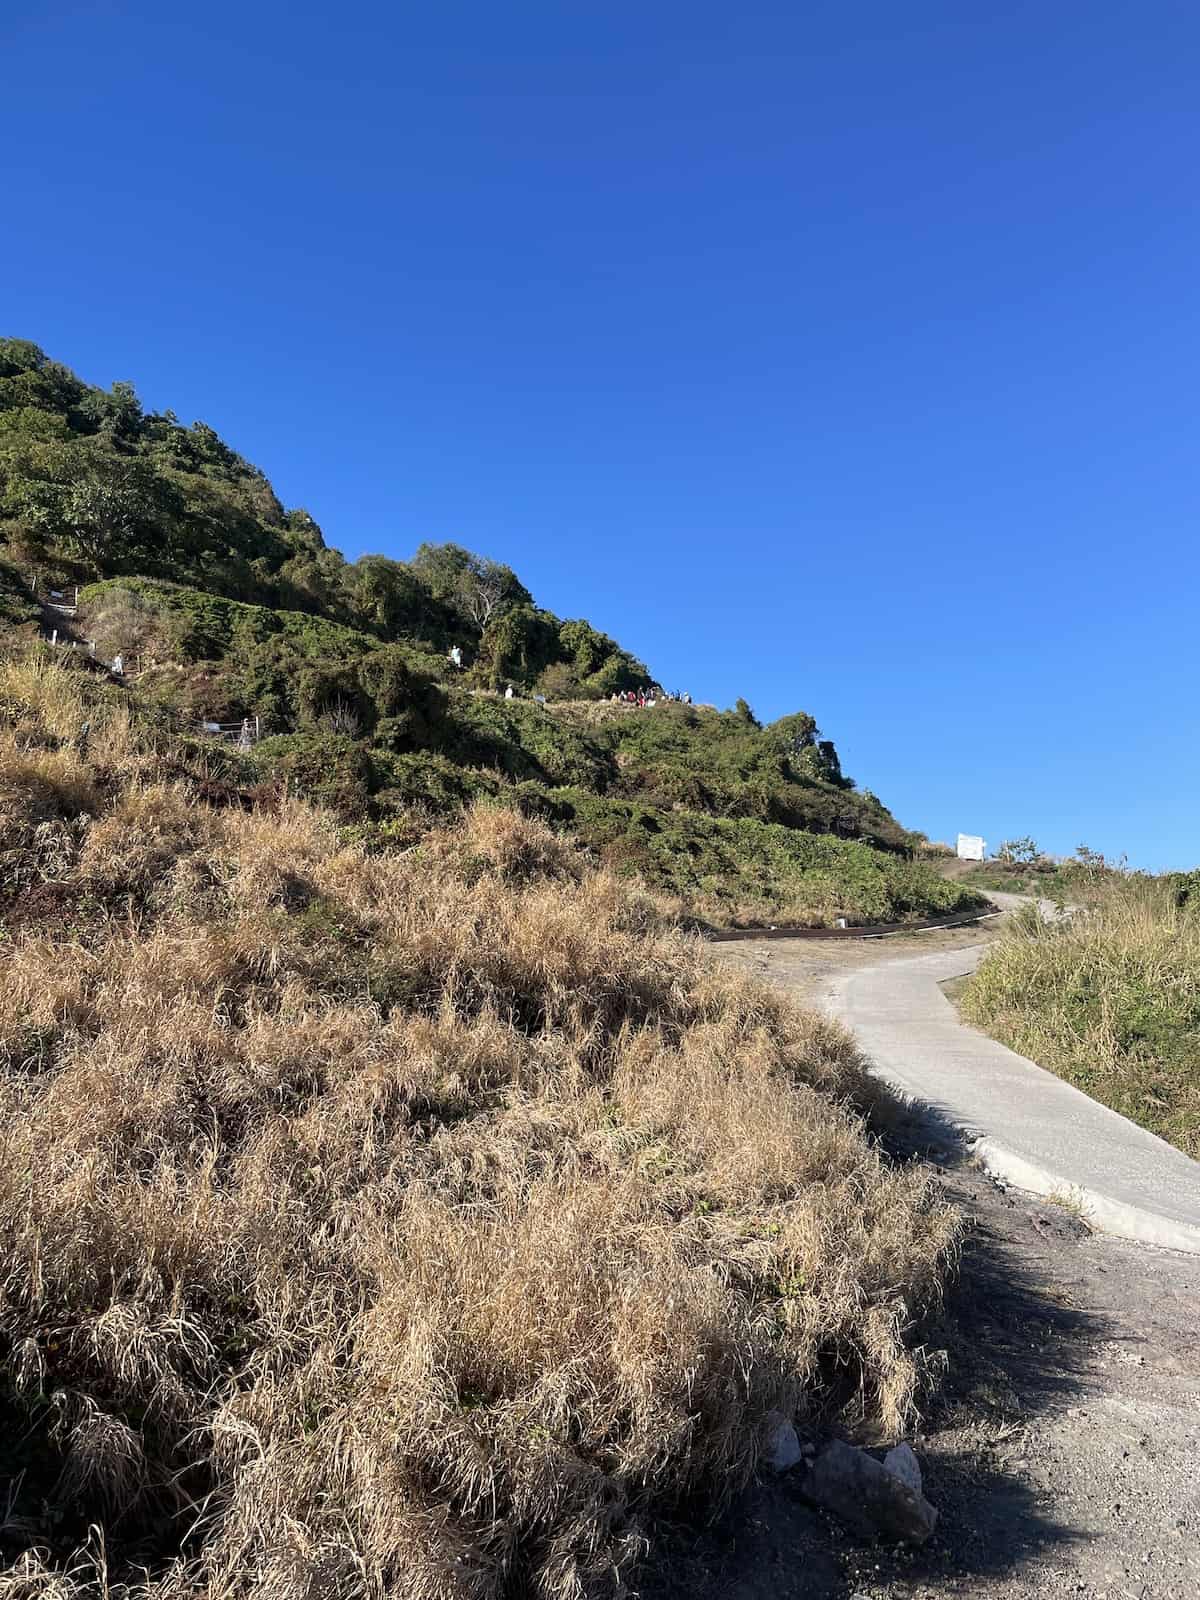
[645,924,1200,1600]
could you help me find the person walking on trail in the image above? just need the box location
[504,683,514,700]
[449,645,463,669]
[238,718,253,752]
[111,653,124,677]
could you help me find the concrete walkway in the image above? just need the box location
[825,943,1200,1254]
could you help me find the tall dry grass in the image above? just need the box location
[542,701,716,729]
[963,878,1200,1156]
[0,649,955,1598]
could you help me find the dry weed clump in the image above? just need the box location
[0,657,956,1598]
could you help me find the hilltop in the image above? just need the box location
[0,337,980,928]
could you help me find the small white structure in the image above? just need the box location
[198,717,262,744]
[956,833,986,862]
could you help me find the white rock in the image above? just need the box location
[800,1439,938,1544]
[762,1409,802,1472]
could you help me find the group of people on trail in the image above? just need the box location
[610,688,691,708]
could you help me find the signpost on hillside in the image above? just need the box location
[956,833,985,861]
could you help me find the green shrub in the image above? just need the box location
[432,694,614,789]
[79,578,376,662]
[254,732,375,816]
[372,750,495,817]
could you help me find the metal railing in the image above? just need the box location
[196,717,263,747]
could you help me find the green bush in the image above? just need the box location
[254,732,375,817]
[372,751,496,817]
[79,578,376,662]
[432,694,614,789]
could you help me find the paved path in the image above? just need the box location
[824,940,1200,1253]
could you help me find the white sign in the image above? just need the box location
[956,833,985,861]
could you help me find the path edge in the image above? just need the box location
[833,956,1200,1258]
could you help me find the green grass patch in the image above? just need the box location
[961,879,1200,1157]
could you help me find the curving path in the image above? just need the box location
[822,924,1200,1254]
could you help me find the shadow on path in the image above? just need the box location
[641,1098,1113,1599]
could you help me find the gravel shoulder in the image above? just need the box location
[652,926,1200,1600]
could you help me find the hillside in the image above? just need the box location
[0,650,956,1596]
[0,337,982,927]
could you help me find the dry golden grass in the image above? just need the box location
[0,650,956,1598]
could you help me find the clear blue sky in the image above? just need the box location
[4,2,1198,867]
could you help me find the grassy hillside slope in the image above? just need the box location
[0,650,956,1597]
[0,337,984,927]
[962,876,1200,1157]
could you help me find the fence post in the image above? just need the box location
[51,628,57,646]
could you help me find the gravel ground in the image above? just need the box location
[639,929,1200,1600]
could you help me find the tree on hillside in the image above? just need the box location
[998,836,1040,865]
[477,604,561,689]
[0,339,86,419]
[275,546,348,617]
[0,440,180,574]
[460,561,509,632]
[348,555,432,637]
[558,619,613,678]
[765,710,817,756]
[75,380,143,444]
[410,542,531,635]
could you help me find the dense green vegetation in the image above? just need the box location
[962,875,1200,1157]
[524,788,979,925]
[0,337,985,925]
